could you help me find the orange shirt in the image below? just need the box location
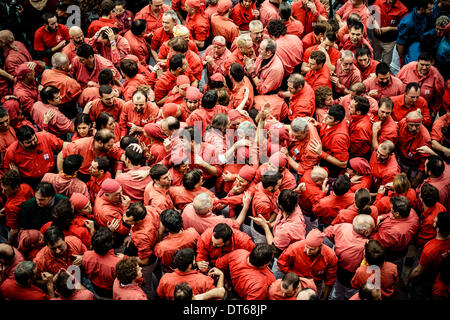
[231,3,257,31]
[41,68,82,104]
[118,100,159,136]
[88,97,125,122]
[123,31,149,66]
[143,182,174,215]
[288,124,321,176]
[288,83,315,120]
[303,45,341,66]
[211,14,240,44]
[94,195,130,236]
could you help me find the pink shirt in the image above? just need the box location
[113,279,147,300]
[260,0,281,27]
[336,3,371,29]
[116,166,152,203]
[363,75,405,101]
[201,45,233,78]
[254,54,284,94]
[51,290,95,300]
[70,54,121,89]
[88,35,131,66]
[419,164,450,210]
[272,206,306,251]
[324,223,368,273]
[30,102,73,137]
[335,59,362,94]
[396,62,445,112]
[41,173,89,198]
[182,203,240,235]
[275,34,303,77]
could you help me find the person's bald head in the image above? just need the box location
[310,166,328,185]
[51,52,70,71]
[69,26,85,46]
[0,243,15,264]
[213,35,226,45]
[193,193,213,214]
[297,288,318,300]
[353,214,375,237]
[379,140,395,154]
[0,30,14,48]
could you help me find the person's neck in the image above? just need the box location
[154,181,167,190]
[436,233,449,241]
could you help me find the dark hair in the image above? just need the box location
[96,112,114,131]
[420,183,440,208]
[182,169,203,191]
[278,189,298,214]
[202,90,218,109]
[364,240,386,267]
[125,202,147,222]
[278,2,292,20]
[98,68,114,85]
[150,163,169,181]
[230,63,245,82]
[173,248,195,272]
[51,198,74,230]
[76,44,95,59]
[266,19,287,38]
[249,243,274,267]
[54,270,75,297]
[44,226,65,246]
[99,84,113,97]
[174,282,193,301]
[120,135,139,150]
[310,50,326,65]
[425,155,445,177]
[355,188,372,215]
[213,223,233,243]
[169,37,188,53]
[74,113,92,132]
[14,261,36,286]
[359,283,376,300]
[42,12,57,24]
[116,256,139,285]
[0,169,21,189]
[324,30,337,42]
[125,144,145,166]
[63,154,84,176]
[209,113,229,133]
[416,0,434,10]
[40,85,59,104]
[169,53,185,71]
[328,105,346,122]
[327,19,340,33]
[282,272,300,291]
[350,21,364,32]
[390,196,411,218]
[405,82,420,94]
[353,96,370,115]
[35,182,56,198]
[0,106,9,118]
[120,59,139,78]
[93,156,111,172]
[179,125,201,145]
[379,97,393,110]
[313,22,328,35]
[101,0,116,16]
[160,209,183,233]
[436,212,450,237]
[131,19,147,36]
[355,45,371,58]
[92,227,115,255]
[261,170,282,189]
[16,125,36,143]
[375,62,390,75]
[333,175,351,196]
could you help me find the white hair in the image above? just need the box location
[51,52,69,69]
[249,20,263,31]
[341,50,355,60]
[193,193,212,213]
[291,117,309,133]
[353,215,375,235]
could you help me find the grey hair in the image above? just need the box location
[262,38,277,54]
[406,110,423,120]
[236,33,253,47]
[163,10,180,23]
[14,261,36,286]
[213,35,226,45]
[353,214,375,235]
[236,121,256,138]
[287,73,305,89]
[249,20,264,31]
[51,52,69,69]
[193,193,213,212]
[341,50,355,60]
[436,15,450,27]
[291,117,309,133]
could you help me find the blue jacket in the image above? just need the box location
[397,8,429,47]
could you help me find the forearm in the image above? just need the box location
[396,44,405,59]
[323,153,347,168]
[235,204,249,226]
[56,152,64,172]
[432,140,449,153]
[261,224,274,246]
[321,284,332,300]
[200,162,219,176]
[150,49,159,63]
[287,156,299,172]
[372,130,380,150]
[0,69,15,82]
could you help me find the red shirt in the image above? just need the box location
[13,80,39,116]
[62,39,89,62]
[374,189,418,217]
[31,102,74,137]
[363,74,405,101]
[419,164,450,210]
[349,114,372,156]
[196,227,255,266]
[3,183,34,229]
[332,205,378,226]
[313,192,355,225]
[369,151,400,190]
[325,223,369,272]
[41,68,82,105]
[351,261,398,298]
[319,120,350,163]
[88,97,124,122]
[34,236,87,276]
[41,173,88,199]
[3,41,33,75]
[211,15,240,44]
[122,74,151,102]
[113,279,147,300]
[231,3,257,31]
[397,62,445,113]
[288,125,321,176]
[216,249,275,300]
[157,269,215,299]
[277,240,338,286]
[297,170,326,215]
[186,12,210,42]
[119,101,159,135]
[51,289,95,300]
[305,64,332,90]
[135,5,171,34]
[357,59,379,81]
[62,136,124,175]
[82,249,122,290]
[396,118,431,169]
[0,248,25,286]
[391,94,431,127]
[419,238,450,274]
[34,24,70,65]
[86,172,112,204]
[302,32,319,50]
[124,31,149,66]
[143,182,173,214]
[186,106,229,135]
[373,0,408,28]
[292,0,327,36]
[416,202,447,247]
[373,115,399,145]
[370,210,420,252]
[252,183,280,221]
[0,279,49,300]
[336,2,371,28]
[149,26,171,51]
[87,17,117,38]
[254,54,284,94]
[303,45,341,66]
[93,195,130,236]
[181,203,239,235]
[335,59,362,94]
[4,131,63,179]
[116,166,152,203]
[274,34,303,77]
[40,221,91,248]
[154,70,177,102]
[130,209,160,260]
[70,54,121,90]
[288,83,315,120]
[284,18,305,38]
[154,228,200,272]
[259,0,281,27]
[339,34,374,58]
[169,185,215,211]
[88,35,131,66]
[431,113,450,144]
[267,277,317,300]
[0,127,16,172]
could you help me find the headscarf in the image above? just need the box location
[349,157,372,176]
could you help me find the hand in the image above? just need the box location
[129,123,143,135]
[84,219,95,232]
[38,85,44,92]
[56,40,67,49]
[163,138,172,151]
[252,9,260,18]
[237,109,250,118]
[205,55,214,65]
[372,121,381,132]
[123,236,132,248]
[130,169,150,181]
[280,147,289,156]
[107,218,120,232]
[121,195,131,208]
[171,86,179,95]
[277,91,287,98]
[105,27,116,42]
[41,272,54,283]
[321,178,329,193]
[377,185,386,194]
[194,153,205,166]
[350,175,362,184]
[26,62,37,70]
[197,261,209,273]
[43,109,55,125]
[308,138,323,156]
[9,162,19,172]
[243,87,249,99]
[235,139,251,148]
[368,89,378,98]
[242,191,252,207]
[128,143,143,154]
[249,214,269,227]
[148,88,155,102]
[416,145,436,155]
[0,208,4,218]
[83,101,93,114]
[208,267,223,278]
[330,75,339,86]
[306,2,317,14]
[72,254,83,266]
[222,170,235,182]
[374,27,383,35]
[294,182,306,193]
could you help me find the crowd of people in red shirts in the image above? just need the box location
[0,0,448,301]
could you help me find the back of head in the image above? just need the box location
[353,96,370,115]
[125,202,147,223]
[35,182,56,198]
[131,19,146,36]
[278,189,298,214]
[51,198,75,230]
[0,243,14,261]
[120,59,139,78]
[202,90,218,109]
[116,256,138,285]
[63,154,84,176]
[291,117,309,133]
[174,282,193,301]
[333,175,351,196]
[94,128,115,144]
[98,68,113,85]
[266,19,287,38]
[249,243,274,267]
[169,53,184,72]
[364,240,386,267]
[160,209,183,233]
[183,169,203,191]
[328,105,346,123]
[426,155,445,177]
[1,169,21,190]
[261,170,282,189]
[436,212,450,238]
[54,270,76,297]
[297,288,319,300]
[390,195,411,218]
[40,85,60,104]
[169,36,188,54]
[14,261,36,286]
[392,173,410,194]
[92,227,114,255]
[125,144,145,166]
[101,0,115,16]
[353,214,375,236]
[376,62,390,75]
[76,44,95,59]
[420,183,440,208]
[150,163,169,181]
[278,1,292,20]
[379,140,395,154]
[282,272,300,291]
[93,156,111,173]
[193,192,212,213]
[354,188,371,215]
[173,248,195,272]
[213,223,233,243]
[230,63,245,82]
[358,283,377,300]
